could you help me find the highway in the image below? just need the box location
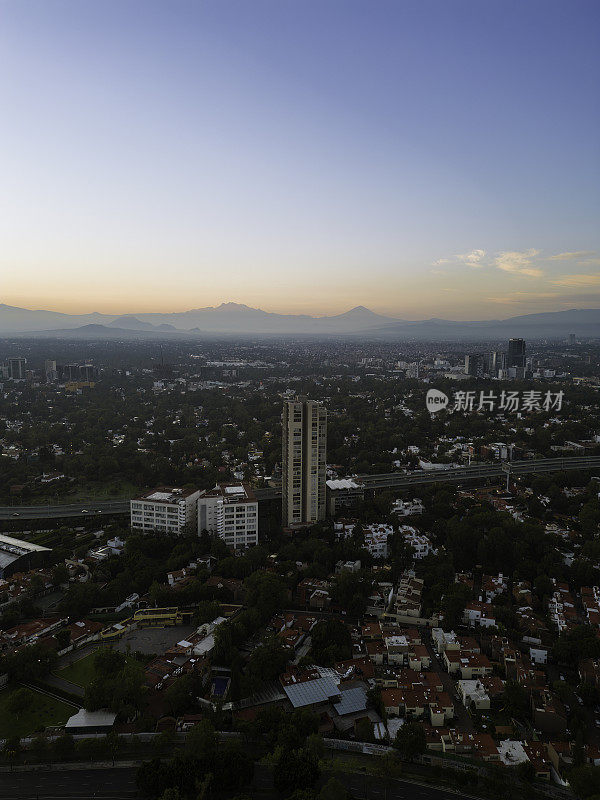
[358,454,600,490]
[0,763,485,800]
[2,455,599,521]
[0,500,130,521]
[0,766,138,799]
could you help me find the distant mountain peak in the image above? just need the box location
[216,302,253,311]
[109,315,153,330]
[347,305,374,314]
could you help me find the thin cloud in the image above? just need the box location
[551,274,600,287]
[494,249,543,277]
[456,249,486,267]
[576,257,600,266]
[487,291,559,304]
[548,250,595,261]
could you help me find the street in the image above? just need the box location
[0,763,484,800]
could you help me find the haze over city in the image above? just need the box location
[1,0,599,318]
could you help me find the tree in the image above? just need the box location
[568,765,600,799]
[244,571,288,619]
[440,583,471,629]
[159,790,181,800]
[6,688,32,718]
[214,740,254,791]
[165,674,194,716]
[184,719,216,761]
[502,680,529,719]
[273,748,320,795]
[137,758,172,799]
[85,649,144,715]
[319,777,348,800]
[246,636,289,690]
[394,721,426,761]
[53,733,75,761]
[554,625,600,666]
[310,620,352,666]
[52,563,69,586]
[30,734,49,763]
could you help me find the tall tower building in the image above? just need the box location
[507,338,526,369]
[282,397,327,526]
[8,358,27,380]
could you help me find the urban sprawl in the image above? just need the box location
[0,335,599,800]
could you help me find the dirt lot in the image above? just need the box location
[114,624,197,655]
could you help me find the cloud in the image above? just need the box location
[576,257,600,266]
[548,250,596,261]
[432,258,450,266]
[494,249,543,277]
[550,274,600,287]
[456,249,486,266]
[487,291,560,304]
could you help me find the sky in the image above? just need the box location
[0,0,599,319]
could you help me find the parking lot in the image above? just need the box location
[114,624,197,655]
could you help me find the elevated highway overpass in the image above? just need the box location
[1,455,598,521]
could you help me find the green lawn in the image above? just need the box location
[54,651,99,688]
[54,650,138,688]
[26,479,140,505]
[0,686,74,739]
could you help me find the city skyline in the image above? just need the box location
[1,0,599,318]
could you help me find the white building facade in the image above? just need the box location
[130,487,200,535]
[198,483,258,550]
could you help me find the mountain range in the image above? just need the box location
[0,302,598,340]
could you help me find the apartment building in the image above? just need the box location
[363,523,393,559]
[282,397,327,525]
[198,483,258,550]
[130,487,200,535]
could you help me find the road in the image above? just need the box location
[261,455,600,499]
[0,763,484,800]
[0,500,129,521]
[2,455,599,520]
[0,766,138,799]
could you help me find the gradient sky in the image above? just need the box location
[1,0,599,319]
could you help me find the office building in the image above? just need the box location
[489,351,505,376]
[45,360,58,383]
[198,483,258,549]
[282,397,327,525]
[79,364,97,381]
[130,487,200,535]
[8,358,27,380]
[464,354,484,377]
[507,338,526,369]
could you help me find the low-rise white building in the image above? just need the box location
[457,680,491,710]
[402,526,437,559]
[363,524,393,559]
[333,520,357,540]
[130,487,200,535]
[198,483,258,549]
[391,498,424,517]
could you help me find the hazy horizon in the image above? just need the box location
[0,300,600,322]
[1,0,599,318]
